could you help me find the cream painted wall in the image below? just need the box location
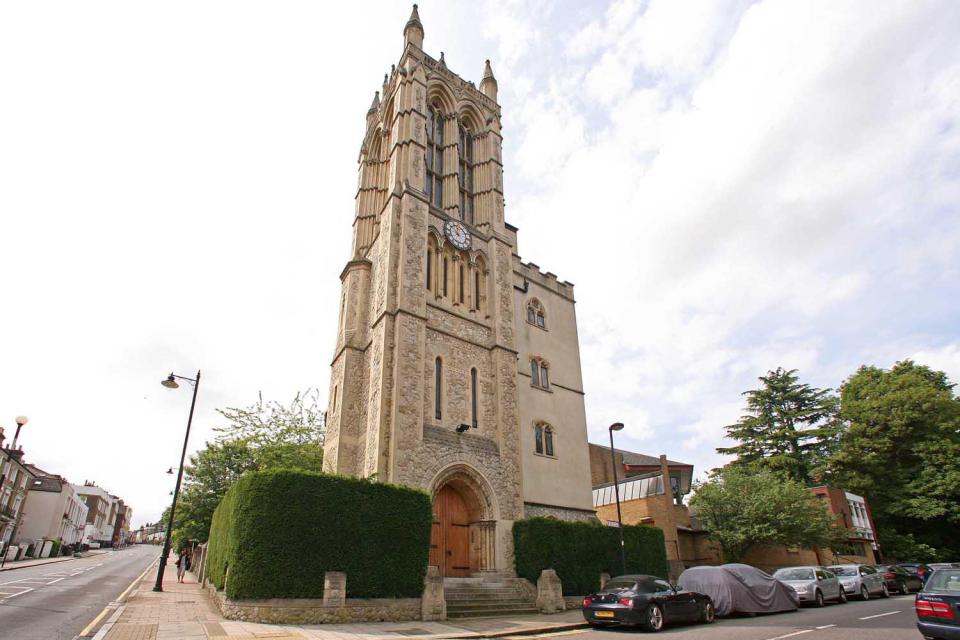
[514,266,594,511]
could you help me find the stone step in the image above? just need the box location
[445,589,527,597]
[446,595,531,603]
[447,600,537,611]
[447,607,541,619]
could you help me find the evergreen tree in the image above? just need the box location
[717,367,839,484]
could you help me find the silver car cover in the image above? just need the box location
[678,564,799,616]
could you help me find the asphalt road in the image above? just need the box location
[0,544,159,640]
[534,593,921,640]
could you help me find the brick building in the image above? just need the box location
[589,444,721,579]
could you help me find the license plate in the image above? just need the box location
[595,611,615,619]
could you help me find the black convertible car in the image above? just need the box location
[582,574,716,632]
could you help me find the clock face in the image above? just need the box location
[444,220,471,251]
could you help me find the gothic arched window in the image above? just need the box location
[473,255,486,312]
[470,367,478,428]
[531,357,550,390]
[425,104,444,208]
[426,243,434,292]
[434,357,443,421]
[442,255,449,298]
[526,299,546,329]
[458,123,474,224]
[534,423,555,457]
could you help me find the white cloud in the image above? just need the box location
[487,0,960,477]
[1,0,958,525]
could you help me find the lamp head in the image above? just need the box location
[15,416,28,427]
[609,422,625,432]
[161,374,179,389]
[166,468,174,475]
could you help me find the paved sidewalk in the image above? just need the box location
[103,561,586,640]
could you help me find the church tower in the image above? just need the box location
[325,5,595,578]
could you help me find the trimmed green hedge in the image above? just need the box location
[206,469,433,600]
[513,517,668,595]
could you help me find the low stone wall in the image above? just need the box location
[205,582,422,624]
[564,596,585,610]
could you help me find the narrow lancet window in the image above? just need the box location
[435,357,443,420]
[470,367,478,428]
[458,123,474,224]
[426,105,444,208]
[426,249,433,290]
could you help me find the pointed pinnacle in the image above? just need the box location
[483,59,495,80]
[369,90,380,113]
[406,4,423,31]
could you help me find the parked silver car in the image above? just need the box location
[828,564,888,600]
[772,566,847,607]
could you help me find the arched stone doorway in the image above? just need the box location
[429,465,498,577]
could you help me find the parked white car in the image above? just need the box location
[827,564,888,600]
[773,566,847,607]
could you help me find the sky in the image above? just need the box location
[1,0,958,527]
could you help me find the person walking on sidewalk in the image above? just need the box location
[175,549,189,583]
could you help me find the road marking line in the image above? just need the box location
[859,611,900,620]
[0,587,34,601]
[48,577,65,584]
[815,625,836,629]
[766,631,814,640]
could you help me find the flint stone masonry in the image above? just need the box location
[205,581,425,625]
[523,502,598,523]
[536,569,565,613]
[324,5,596,579]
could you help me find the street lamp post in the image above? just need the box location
[153,370,200,592]
[0,416,29,568]
[608,421,627,576]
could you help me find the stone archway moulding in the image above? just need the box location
[429,462,500,523]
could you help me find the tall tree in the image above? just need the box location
[717,368,839,484]
[690,467,846,562]
[827,360,960,559]
[166,389,325,548]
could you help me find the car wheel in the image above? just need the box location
[643,603,664,632]
[814,590,825,608]
[699,601,716,624]
[837,588,847,604]
[880,583,890,598]
[897,581,906,595]
[860,585,870,600]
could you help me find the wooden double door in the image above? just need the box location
[429,485,471,577]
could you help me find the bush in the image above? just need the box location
[49,539,62,558]
[206,469,433,600]
[513,518,668,595]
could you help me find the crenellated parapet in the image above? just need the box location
[514,259,576,302]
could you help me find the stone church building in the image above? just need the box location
[323,6,595,579]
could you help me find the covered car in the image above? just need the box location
[678,564,799,616]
